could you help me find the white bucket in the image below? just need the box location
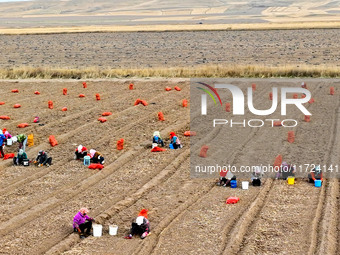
[152,143,158,149]
[242,181,249,190]
[109,225,118,235]
[23,159,29,166]
[6,138,12,146]
[92,224,102,237]
[11,136,17,143]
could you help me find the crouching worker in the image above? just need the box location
[13,149,28,166]
[73,208,95,239]
[308,165,323,183]
[34,150,52,167]
[251,166,264,186]
[169,132,182,149]
[218,169,236,187]
[276,162,295,180]
[152,131,164,147]
[74,145,88,160]
[2,128,12,145]
[125,209,150,239]
[90,149,105,165]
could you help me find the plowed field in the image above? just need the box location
[0,79,339,255]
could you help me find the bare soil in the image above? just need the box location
[1,29,340,70]
[0,79,339,255]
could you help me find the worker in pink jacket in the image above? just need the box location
[73,208,95,239]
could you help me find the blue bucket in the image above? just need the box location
[230,180,237,188]
[169,144,174,149]
[314,180,322,187]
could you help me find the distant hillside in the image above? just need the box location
[1,0,340,28]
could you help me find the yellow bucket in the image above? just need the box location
[287,177,295,185]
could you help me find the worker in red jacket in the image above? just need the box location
[125,209,150,239]
[74,145,88,160]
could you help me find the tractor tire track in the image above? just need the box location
[312,97,340,255]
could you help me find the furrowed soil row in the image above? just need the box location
[221,179,274,255]
[0,82,97,130]
[189,81,271,173]
[0,82,188,191]
[0,106,190,235]
[165,83,313,255]
[58,158,210,255]
[0,81,172,182]
[141,82,296,254]
[317,179,339,255]
[142,107,273,255]
[151,83,322,255]
[313,101,340,255]
[1,80,179,148]
[134,185,216,255]
[44,106,225,254]
[2,80,337,255]
[216,98,295,254]
[56,98,250,255]
[0,87,124,176]
[7,121,191,253]
[217,84,320,253]
[0,99,182,213]
[231,84,338,255]
[0,119,190,254]
[78,97,268,255]
[46,149,193,255]
[0,147,140,236]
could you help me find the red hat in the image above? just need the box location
[138,209,148,219]
[220,168,227,177]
